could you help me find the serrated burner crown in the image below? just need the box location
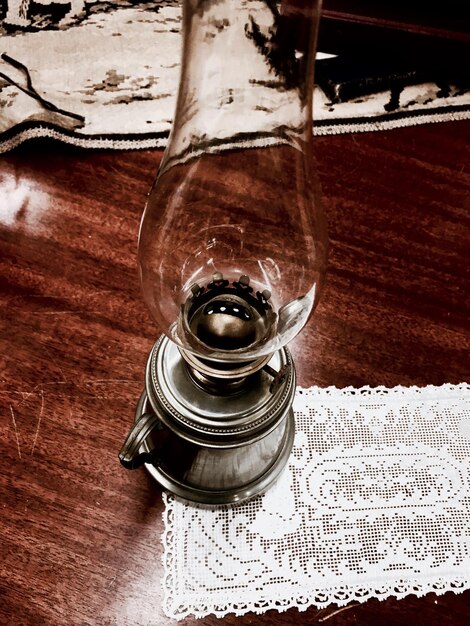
[182,272,277,355]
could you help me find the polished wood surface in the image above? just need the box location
[1,121,469,625]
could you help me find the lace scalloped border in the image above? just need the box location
[162,567,469,620]
[161,382,470,620]
[294,381,469,398]
[1,106,469,154]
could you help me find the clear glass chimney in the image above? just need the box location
[138,0,327,364]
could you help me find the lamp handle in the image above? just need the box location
[118,412,163,470]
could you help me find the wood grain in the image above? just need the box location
[1,121,469,626]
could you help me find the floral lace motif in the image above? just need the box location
[162,383,470,620]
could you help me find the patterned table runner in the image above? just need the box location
[162,383,469,619]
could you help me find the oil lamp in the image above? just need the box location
[119,0,327,504]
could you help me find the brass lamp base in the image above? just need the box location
[119,336,296,505]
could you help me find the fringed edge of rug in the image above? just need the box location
[1,105,469,153]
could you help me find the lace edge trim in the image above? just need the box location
[1,108,469,154]
[161,577,470,620]
[295,382,469,396]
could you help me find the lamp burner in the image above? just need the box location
[182,272,276,354]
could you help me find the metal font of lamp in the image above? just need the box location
[119,0,327,504]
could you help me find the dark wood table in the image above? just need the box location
[1,121,469,625]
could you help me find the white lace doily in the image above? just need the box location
[162,383,470,619]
